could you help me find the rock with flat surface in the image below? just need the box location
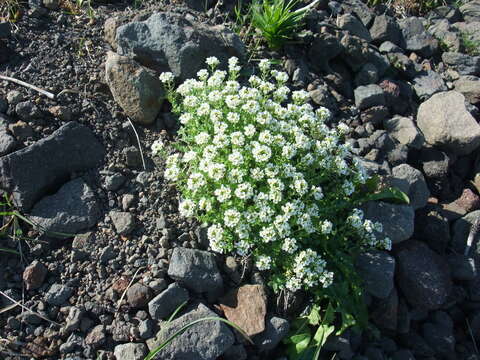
[0,122,104,211]
[417,91,480,155]
[114,343,148,360]
[362,201,414,243]
[384,116,424,149]
[105,51,164,125]
[354,84,385,110]
[390,164,430,210]
[254,316,290,352]
[148,302,234,360]
[148,282,189,320]
[167,247,223,299]
[29,178,101,234]
[398,17,438,57]
[337,13,371,42]
[116,12,245,81]
[220,285,268,336]
[442,52,480,76]
[454,75,480,105]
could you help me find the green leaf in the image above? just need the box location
[362,187,410,205]
[307,305,321,326]
[290,332,312,354]
[313,324,335,347]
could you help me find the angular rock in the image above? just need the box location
[126,283,152,309]
[109,211,135,235]
[355,62,378,86]
[15,101,41,120]
[454,75,480,105]
[254,316,290,352]
[442,52,480,76]
[114,343,148,360]
[220,284,268,336]
[355,250,395,299]
[29,178,101,234]
[309,33,343,73]
[167,247,223,299]
[390,164,430,210]
[447,254,477,281]
[339,0,374,26]
[0,129,17,156]
[8,120,33,142]
[362,201,414,243]
[337,13,372,42]
[341,34,370,72]
[354,84,385,110]
[85,325,106,348]
[0,122,104,211]
[116,12,245,81]
[427,5,463,23]
[148,282,189,320]
[369,15,402,45]
[460,0,480,22]
[23,260,47,291]
[45,283,73,306]
[398,17,438,57]
[455,188,480,213]
[396,240,452,310]
[105,51,164,125]
[413,70,447,100]
[384,116,424,149]
[148,302,234,360]
[417,91,480,155]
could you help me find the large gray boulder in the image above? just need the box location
[417,91,480,155]
[396,240,452,310]
[390,164,430,210]
[147,303,235,360]
[167,247,223,299]
[0,122,104,211]
[105,51,164,125]
[29,178,101,234]
[369,15,402,45]
[362,201,415,244]
[115,12,245,81]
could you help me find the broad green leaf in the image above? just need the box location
[307,305,321,326]
[362,187,410,205]
[290,332,312,354]
[313,324,335,347]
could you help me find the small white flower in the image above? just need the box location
[256,255,272,271]
[282,237,298,254]
[214,185,231,202]
[197,69,209,81]
[321,220,333,234]
[224,209,241,228]
[151,139,163,155]
[179,199,195,217]
[159,72,174,83]
[195,132,210,145]
[206,56,220,67]
[259,59,271,72]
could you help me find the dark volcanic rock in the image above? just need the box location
[116,12,245,81]
[29,178,101,234]
[0,122,104,211]
[395,240,452,310]
[148,302,234,360]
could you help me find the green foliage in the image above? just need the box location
[0,0,22,22]
[155,58,409,357]
[461,31,480,56]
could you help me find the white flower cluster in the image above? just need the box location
[157,57,391,293]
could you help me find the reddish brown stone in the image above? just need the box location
[23,260,47,291]
[111,276,130,294]
[220,284,268,337]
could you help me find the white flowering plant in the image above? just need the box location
[153,57,405,351]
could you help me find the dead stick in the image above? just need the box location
[0,75,55,100]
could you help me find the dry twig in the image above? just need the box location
[0,75,55,99]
